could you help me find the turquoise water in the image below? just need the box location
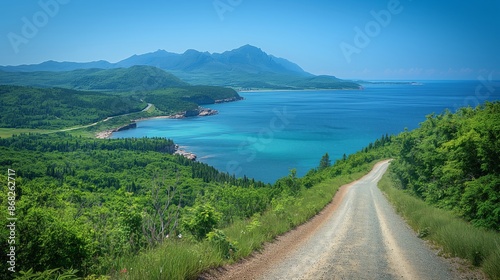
[112,81,499,183]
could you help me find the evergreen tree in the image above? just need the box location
[319,153,331,170]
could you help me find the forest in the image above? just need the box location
[0,66,189,91]
[0,133,274,278]
[0,85,145,129]
[390,102,500,231]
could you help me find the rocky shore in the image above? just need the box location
[95,122,137,139]
[173,145,197,161]
[215,96,244,103]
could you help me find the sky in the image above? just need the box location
[0,0,499,80]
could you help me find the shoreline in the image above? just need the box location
[95,110,215,139]
[95,96,245,139]
[95,97,243,140]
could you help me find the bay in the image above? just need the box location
[112,81,499,183]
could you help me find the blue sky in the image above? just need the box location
[1,0,499,80]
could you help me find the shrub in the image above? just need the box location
[183,204,221,240]
[206,229,238,259]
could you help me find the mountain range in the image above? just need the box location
[0,45,359,90]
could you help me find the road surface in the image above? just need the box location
[207,160,462,279]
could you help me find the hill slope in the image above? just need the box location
[0,65,188,91]
[391,102,500,231]
[0,85,145,129]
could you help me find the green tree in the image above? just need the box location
[319,153,331,170]
[182,204,221,240]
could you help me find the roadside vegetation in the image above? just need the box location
[379,174,500,279]
[390,102,499,232]
[378,102,500,279]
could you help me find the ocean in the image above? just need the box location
[112,81,499,183]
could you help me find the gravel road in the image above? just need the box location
[205,160,464,280]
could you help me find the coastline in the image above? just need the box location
[95,109,216,139]
[95,96,243,140]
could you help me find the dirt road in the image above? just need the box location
[207,160,462,279]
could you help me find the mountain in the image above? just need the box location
[0,45,359,89]
[0,65,188,91]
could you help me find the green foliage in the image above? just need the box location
[142,86,241,114]
[114,155,381,280]
[182,204,221,240]
[171,70,360,90]
[0,83,241,131]
[318,152,331,170]
[0,85,144,129]
[15,268,80,280]
[206,229,238,259]
[378,172,500,279]
[0,133,268,278]
[18,208,89,274]
[390,102,500,231]
[204,183,272,226]
[0,66,188,91]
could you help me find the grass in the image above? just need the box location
[0,128,55,138]
[378,171,500,279]
[111,241,222,280]
[111,161,378,280]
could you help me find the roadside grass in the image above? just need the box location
[378,171,500,279]
[112,161,378,280]
[111,241,223,280]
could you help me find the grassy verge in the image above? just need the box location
[378,171,500,279]
[112,161,379,280]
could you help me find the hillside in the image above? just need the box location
[390,102,500,231]
[0,85,145,129]
[0,65,188,91]
[0,45,360,90]
[0,84,241,130]
[0,133,271,279]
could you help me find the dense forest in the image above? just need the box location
[0,84,241,130]
[0,133,275,278]
[141,86,242,115]
[0,85,145,129]
[391,102,500,231]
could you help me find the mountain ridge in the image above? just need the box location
[0,45,359,89]
[0,65,189,91]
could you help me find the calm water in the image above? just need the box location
[113,81,499,183]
